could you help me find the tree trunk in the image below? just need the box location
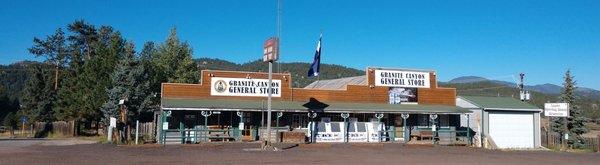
[54,65,59,90]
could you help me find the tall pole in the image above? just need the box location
[265,61,273,149]
[263,0,281,151]
[135,120,139,145]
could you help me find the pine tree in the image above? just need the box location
[20,65,56,122]
[29,28,68,90]
[130,42,160,117]
[101,42,137,125]
[559,70,588,148]
[3,112,18,137]
[155,28,199,84]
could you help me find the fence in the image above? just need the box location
[541,129,600,152]
[33,121,75,138]
[136,122,156,142]
[582,137,600,152]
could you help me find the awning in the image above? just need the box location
[161,98,470,114]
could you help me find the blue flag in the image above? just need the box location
[308,35,321,77]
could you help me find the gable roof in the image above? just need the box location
[459,96,542,112]
[304,76,367,90]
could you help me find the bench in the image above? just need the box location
[410,128,434,141]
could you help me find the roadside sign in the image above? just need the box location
[110,117,117,127]
[544,103,569,117]
[162,122,169,130]
[263,37,279,62]
[20,116,27,123]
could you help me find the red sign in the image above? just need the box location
[263,37,279,62]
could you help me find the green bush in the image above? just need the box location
[3,112,18,129]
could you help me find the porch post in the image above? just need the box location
[201,111,212,142]
[375,113,384,142]
[236,112,244,142]
[160,111,171,145]
[308,112,318,143]
[467,113,471,146]
[401,114,410,143]
[179,121,184,144]
[341,113,350,143]
[430,114,438,144]
[276,112,283,142]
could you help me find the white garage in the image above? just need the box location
[488,112,534,148]
[457,96,542,149]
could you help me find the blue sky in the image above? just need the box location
[1,0,599,89]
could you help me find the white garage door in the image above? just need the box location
[489,112,534,148]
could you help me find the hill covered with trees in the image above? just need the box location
[196,58,365,88]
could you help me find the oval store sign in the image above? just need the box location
[210,77,281,97]
[374,70,430,88]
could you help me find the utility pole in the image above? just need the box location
[260,0,281,151]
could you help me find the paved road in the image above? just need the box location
[0,141,599,165]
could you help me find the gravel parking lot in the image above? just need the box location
[1,140,599,165]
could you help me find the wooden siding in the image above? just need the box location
[162,70,456,106]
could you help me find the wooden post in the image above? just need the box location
[21,121,25,137]
[135,120,139,145]
[562,117,568,150]
[597,135,600,152]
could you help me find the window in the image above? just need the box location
[439,115,449,128]
[331,123,341,132]
[348,122,356,132]
[317,122,326,133]
[357,123,366,132]
[418,114,430,128]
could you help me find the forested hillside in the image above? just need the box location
[0,61,50,121]
[196,58,364,88]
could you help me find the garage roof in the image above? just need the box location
[459,96,542,111]
[161,98,470,114]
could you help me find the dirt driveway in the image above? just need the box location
[1,140,599,165]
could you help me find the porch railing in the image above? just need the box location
[409,127,472,145]
[161,127,243,144]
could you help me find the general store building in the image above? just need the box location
[157,67,541,149]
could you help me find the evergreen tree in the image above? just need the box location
[3,112,18,137]
[29,28,68,90]
[101,42,136,125]
[130,42,160,118]
[57,20,101,124]
[20,65,56,122]
[154,28,199,84]
[560,70,588,148]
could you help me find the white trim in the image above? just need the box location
[484,108,542,112]
[366,67,435,73]
[162,107,469,114]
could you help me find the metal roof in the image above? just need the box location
[161,98,470,114]
[458,96,542,112]
[303,76,367,90]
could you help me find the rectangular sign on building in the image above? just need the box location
[210,77,282,97]
[544,103,569,117]
[374,70,430,88]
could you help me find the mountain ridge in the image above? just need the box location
[447,76,600,99]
